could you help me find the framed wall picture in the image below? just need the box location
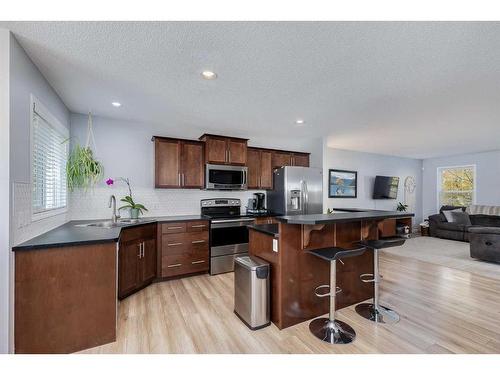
[328,169,357,198]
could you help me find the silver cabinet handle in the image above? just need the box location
[167,242,183,246]
[166,226,183,230]
[137,243,142,258]
[178,173,181,186]
[191,260,205,264]
[191,240,205,244]
[191,224,206,228]
[141,241,145,258]
[182,173,185,186]
[228,150,231,162]
[167,263,182,268]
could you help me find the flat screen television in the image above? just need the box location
[373,176,399,199]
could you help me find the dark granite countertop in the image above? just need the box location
[247,223,279,237]
[12,215,209,251]
[276,211,414,225]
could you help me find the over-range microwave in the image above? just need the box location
[205,164,248,190]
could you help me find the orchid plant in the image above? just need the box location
[106,177,148,217]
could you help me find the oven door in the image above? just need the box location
[205,164,248,190]
[210,218,255,274]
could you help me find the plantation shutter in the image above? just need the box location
[32,102,68,215]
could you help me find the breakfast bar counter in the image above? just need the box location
[248,211,413,329]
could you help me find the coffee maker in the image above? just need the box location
[246,193,268,214]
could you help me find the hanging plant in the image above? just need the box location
[66,112,104,191]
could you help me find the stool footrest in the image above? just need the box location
[360,273,375,283]
[314,285,342,297]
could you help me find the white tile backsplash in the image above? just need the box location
[69,187,266,220]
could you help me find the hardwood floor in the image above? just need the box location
[80,250,500,354]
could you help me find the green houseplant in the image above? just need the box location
[106,177,148,219]
[397,202,408,212]
[66,112,104,191]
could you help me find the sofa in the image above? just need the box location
[428,205,500,242]
[469,227,500,263]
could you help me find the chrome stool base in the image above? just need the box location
[309,318,356,344]
[355,303,400,324]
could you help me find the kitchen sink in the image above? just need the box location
[75,218,152,228]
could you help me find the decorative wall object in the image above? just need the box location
[404,175,416,213]
[328,169,357,198]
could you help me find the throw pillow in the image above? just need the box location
[443,208,463,222]
[451,211,472,226]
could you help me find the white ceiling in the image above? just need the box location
[2,21,500,159]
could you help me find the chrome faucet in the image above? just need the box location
[109,195,120,223]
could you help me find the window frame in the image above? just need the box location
[30,94,69,222]
[436,164,476,211]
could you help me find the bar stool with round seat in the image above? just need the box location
[356,236,406,324]
[307,246,366,344]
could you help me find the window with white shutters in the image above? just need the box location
[31,96,69,219]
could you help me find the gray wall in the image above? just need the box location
[422,150,500,219]
[9,34,70,246]
[70,113,323,188]
[323,145,423,223]
[0,28,11,354]
[4,33,70,353]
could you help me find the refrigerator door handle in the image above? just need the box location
[304,181,309,214]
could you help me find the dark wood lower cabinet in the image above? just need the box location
[118,224,157,299]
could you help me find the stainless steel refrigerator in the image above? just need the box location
[267,166,323,215]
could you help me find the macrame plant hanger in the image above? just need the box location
[85,111,98,153]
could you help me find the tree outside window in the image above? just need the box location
[437,165,475,209]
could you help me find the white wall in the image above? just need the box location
[323,144,423,223]
[0,28,11,354]
[69,113,322,218]
[422,150,500,219]
[9,34,71,246]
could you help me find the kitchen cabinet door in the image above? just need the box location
[141,238,157,284]
[205,137,227,164]
[292,153,310,167]
[118,240,141,299]
[272,151,292,169]
[227,139,247,165]
[181,141,204,188]
[155,138,181,188]
[259,150,273,189]
[247,148,261,189]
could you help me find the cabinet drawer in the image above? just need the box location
[189,231,209,251]
[161,254,209,277]
[187,220,209,232]
[162,254,189,277]
[162,233,190,255]
[161,222,187,234]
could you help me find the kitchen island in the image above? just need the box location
[248,211,413,329]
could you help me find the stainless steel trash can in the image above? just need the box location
[234,256,270,330]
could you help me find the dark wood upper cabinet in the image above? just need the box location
[181,141,204,188]
[153,137,204,189]
[247,147,273,190]
[154,138,181,188]
[272,151,293,169]
[199,134,248,166]
[292,153,310,167]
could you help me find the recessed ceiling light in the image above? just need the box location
[295,119,305,125]
[111,102,121,107]
[201,70,217,80]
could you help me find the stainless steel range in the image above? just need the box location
[201,198,255,275]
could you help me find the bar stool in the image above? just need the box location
[356,236,406,324]
[307,246,366,344]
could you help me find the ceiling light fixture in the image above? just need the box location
[201,70,217,80]
[111,102,121,107]
[295,119,305,125]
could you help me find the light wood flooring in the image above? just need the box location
[80,246,500,354]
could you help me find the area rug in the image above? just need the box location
[384,236,500,281]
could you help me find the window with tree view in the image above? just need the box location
[437,165,475,209]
